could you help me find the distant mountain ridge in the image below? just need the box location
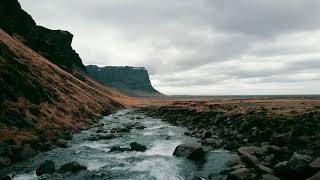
[87,65,162,97]
[0,0,85,71]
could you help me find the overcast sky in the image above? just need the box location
[20,0,320,95]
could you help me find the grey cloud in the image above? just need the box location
[19,0,320,94]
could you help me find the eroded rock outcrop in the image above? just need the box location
[0,0,85,71]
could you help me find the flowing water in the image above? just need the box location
[1,109,237,180]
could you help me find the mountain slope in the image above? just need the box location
[86,65,162,97]
[0,29,124,163]
[0,0,85,71]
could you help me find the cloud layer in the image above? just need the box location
[20,0,320,95]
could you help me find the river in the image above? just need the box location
[1,109,237,180]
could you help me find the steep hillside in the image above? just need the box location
[86,65,162,97]
[0,0,85,71]
[0,29,124,165]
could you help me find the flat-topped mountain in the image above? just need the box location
[86,65,162,97]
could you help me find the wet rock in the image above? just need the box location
[204,138,215,145]
[0,156,11,168]
[172,144,206,161]
[1,174,14,180]
[270,133,290,146]
[97,134,117,140]
[238,146,265,157]
[109,146,130,152]
[203,131,212,138]
[112,126,131,133]
[227,168,252,180]
[59,161,87,173]
[226,157,242,167]
[260,174,280,180]
[273,161,290,176]
[130,142,147,152]
[307,171,320,180]
[88,135,99,141]
[135,125,146,130]
[254,164,274,174]
[96,129,104,133]
[260,145,281,154]
[36,160,56,176]
[289,152,312,173]
[240,153,259,167]
[220,164,246,175]
[94,122,104,127]
[308,157,320,174]
[56,139,68,148]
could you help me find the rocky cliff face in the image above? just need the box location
[0,0,130,166]
[0,0,85,71]
[86,65,162,97]
[0,28,125,166]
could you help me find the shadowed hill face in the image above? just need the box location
[0,29,124,146]
[0,0,86,72]
[86,65,162,97]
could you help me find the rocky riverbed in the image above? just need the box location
[138,105,320,180]
[0,109,239,180]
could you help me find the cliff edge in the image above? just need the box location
[86,65,162,97]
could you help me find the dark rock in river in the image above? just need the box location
[59,161,87,173]
[1,174,14,180]
[36,160,56,176]
[109,146,130,152]
[130,142,147,152]
[172,144,205,161]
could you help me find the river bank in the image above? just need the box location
[138,103,320,180]
[0,109,238,180]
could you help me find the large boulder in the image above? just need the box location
[36,160,55,176]
[130,142,147,152]
[238,146,265,157]
[172,144,205,161]
[274,161,290,176]
[288,152,312,173]
[254,164,274,175]
[240,153,259,167]
[59,161,87,173]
